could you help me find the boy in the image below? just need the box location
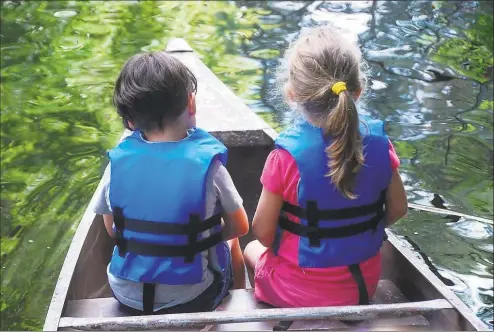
[93,52,248,314]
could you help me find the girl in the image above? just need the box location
[93,52,248,314]
[243,26,408,308]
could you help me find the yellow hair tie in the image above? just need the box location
[331,82,347,95]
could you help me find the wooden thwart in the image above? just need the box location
[59,299,453,331]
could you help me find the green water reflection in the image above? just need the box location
[1,0,492,329]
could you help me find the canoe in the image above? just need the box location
[43,38,489,331]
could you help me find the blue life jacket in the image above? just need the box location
[275,115,392,269]
[108,128,229,287]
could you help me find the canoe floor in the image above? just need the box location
[63,279,431,331]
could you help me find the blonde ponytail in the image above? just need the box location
[279,26,367,199]
[324,87,364,199]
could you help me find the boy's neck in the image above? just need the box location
[142,124,189,142]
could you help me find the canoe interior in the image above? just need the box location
[63,141,476,331]
[45,38,486,331]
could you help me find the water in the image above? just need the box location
[1,1,492,329]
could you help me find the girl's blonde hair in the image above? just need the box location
[280,26,367,199]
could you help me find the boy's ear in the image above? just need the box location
[188,93,196,115]
[123,119,136,131]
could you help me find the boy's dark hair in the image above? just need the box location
[113,52,197,132]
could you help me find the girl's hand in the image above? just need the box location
[252,188,284,247]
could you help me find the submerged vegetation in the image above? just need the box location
[1,0,492,330]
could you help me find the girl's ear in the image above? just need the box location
[188,93,197,116]
[353,88,362,100]
[285,83,295,101]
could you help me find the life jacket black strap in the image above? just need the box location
[117,212,222,235]
[118,231,223,260]
[186,214,200,263]
[112,207,223,262]
[282,191,385,220]
[278,191,385,247]
[278,211,382,243]
[348,264,369,305]
[306,201,320,247]
[113,207,126,258]
[142,283,155,315]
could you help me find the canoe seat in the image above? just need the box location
[63,279,430,331]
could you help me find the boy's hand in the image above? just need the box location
[103,214,115,238]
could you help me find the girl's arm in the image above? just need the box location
[385,168,408,227]
[252,188,284,247]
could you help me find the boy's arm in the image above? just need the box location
[213,163,249,240]
[222,208,249,241]
[103,214,115,238]
[93,173,115,238]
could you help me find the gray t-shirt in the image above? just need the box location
[93,138,243,311]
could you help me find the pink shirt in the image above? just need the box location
[253,141,400,308]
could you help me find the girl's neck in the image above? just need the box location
[302,112,323,128]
